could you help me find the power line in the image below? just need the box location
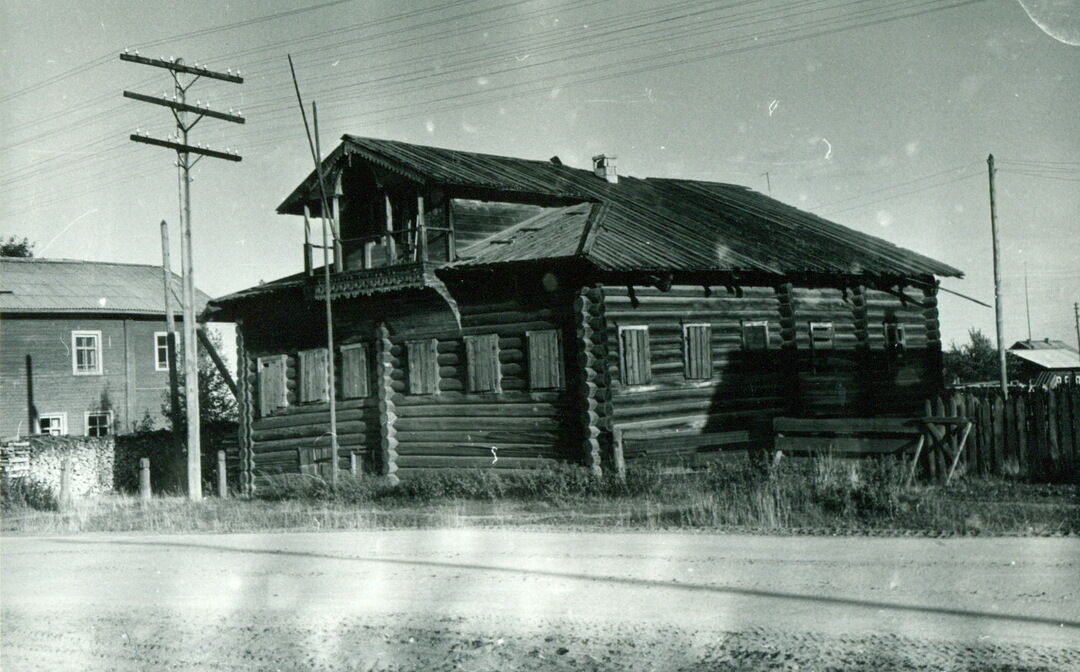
[807,162,978,211]
[820,171,982,216]
[0,0,354,104]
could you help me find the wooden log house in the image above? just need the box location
[206,137,961,491]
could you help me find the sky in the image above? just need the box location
[2,0,1078,358]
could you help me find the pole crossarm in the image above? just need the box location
[123,91,246,124]
[120,52,243,83]
[130,134,242,162]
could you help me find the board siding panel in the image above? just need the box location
[527,329,564,390]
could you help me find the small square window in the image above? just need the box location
[809,322,834,349]
[38,413,67,436]
[72,330,102,375]
[86,411,112,437]
[741,321,770,352]
[884,322,906,351]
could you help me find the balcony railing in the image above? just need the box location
[304,225,453,276]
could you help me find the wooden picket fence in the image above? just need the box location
[924,385,1080,481]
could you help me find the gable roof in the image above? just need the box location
[0,258,211,316]
[279,136,961,280]
[1008,348,1080,370]
[1010,339,1077,351]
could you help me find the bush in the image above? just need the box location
[1,475,58,512]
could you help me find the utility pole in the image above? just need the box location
[1074,302,1079,356]
[987,154,1008,398]
[761,171,772,196]
[1024,263,1032,343]
[122,50,245,501]
[160,220,183,487]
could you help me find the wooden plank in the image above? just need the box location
[924,399,936,480]
[774,435,920,455]
[395,416,562,432]
[340,343,370,399]
[933,396,948,478]
[1016,394,1028,477]
[772,417,920,434]
[992,395,1005,476]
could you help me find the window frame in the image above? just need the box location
[85,410,114,437]
[256,354,289,417]
[464,333,502,393]
[298,347,330,404]
[339,343,370,399]
[741,320,770,352]
[406,339,440,395]
[37,413,67,436]
[618,325,652,387]
[153,331,178,372]
[71,330,103,375]
[681,322,713,380]
[526,329,565,390]
[884,322,907,351]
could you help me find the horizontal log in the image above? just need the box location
[397,402,563,417]
[252,420,368,442]
[395,428,561,444]
[394,455,559,469]
[252,403,373,429]
[774,435,920,455]
[395,416,563,432]
[394,390,562,406]
[773,417,920,434]
[253,433,369,454]
[395,443,563,458]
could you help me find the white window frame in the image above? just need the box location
[741,320,770,352]
[154,331,178,371]
[38,413,68,436]
[85,410,114,437]
[71,330,103,375]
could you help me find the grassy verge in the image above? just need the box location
[3,458,1077,536]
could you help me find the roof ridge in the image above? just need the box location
[0,256,174,271]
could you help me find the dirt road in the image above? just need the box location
[3,530,1078,670]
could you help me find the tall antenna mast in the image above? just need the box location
[121,50,245,501]
[1024,263,1032,343]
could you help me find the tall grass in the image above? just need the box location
[3,457,1076,536]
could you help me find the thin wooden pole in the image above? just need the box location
[159,220,183,485]
[139,457,151,501]
[313,103,339,488]
[987,154,1008,399]
[217,450,228,498]
[177,63,201,501]
[1074,302,1080,357]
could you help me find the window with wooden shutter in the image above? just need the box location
[741,321,770,352]
[618,326,651,386]
[465,334,501,393]
[257,355,288,417]
[340,343,370,399]
[406,339,440,395]
[527,329,564,390]
[884,322,906,353]
[298,348,330,403]
[682,323,712,380]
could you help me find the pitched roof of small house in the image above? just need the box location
[0,258,210,316]
[279,136,962,280]
[1008,342,1080,370]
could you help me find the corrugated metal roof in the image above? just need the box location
[278,136,961,279]
[0,258,210,316]
[1008,348,1080,369]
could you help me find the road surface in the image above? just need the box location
[2,530,1078,670]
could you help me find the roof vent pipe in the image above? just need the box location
[592,154,618,184]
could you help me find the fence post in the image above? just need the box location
[139,457,151,502]
[350,451,358,477]
[217,450,228,498]
[59,457,73,510]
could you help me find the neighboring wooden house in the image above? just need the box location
[1008,339,1080,388]
[0,258,210,437]
[206,136,961,490]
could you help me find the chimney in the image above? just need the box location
[592,154,618,184]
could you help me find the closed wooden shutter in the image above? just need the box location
[257,355,288,417]
[742,321,769,351]
[298,348,330,403]
[619,326,651,386]
[527,329,564,390]
[464,334,501,392]
[406,339,440,395]
[683,323,712,379]
[340,344,370,399]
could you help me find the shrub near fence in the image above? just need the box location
[930,384,1080,482]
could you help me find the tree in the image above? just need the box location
[1,236,35,257]
[942,328,1019,385]
[163,327,237,428]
